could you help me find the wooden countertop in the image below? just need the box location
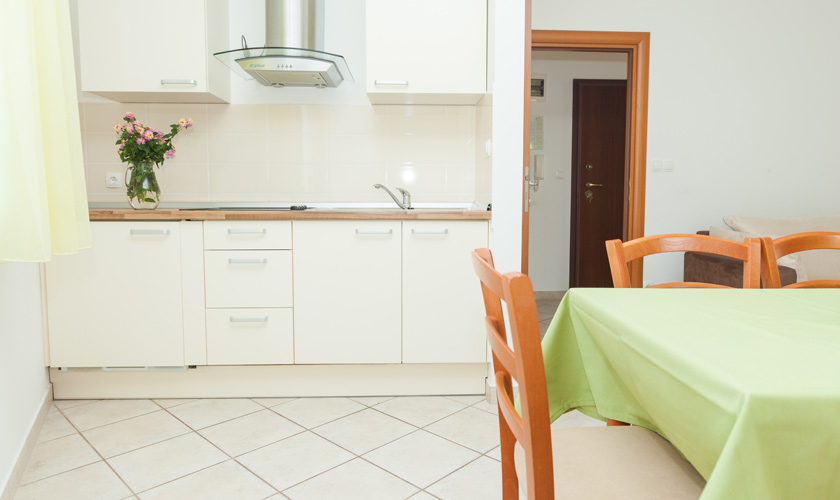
[89,209,492,221]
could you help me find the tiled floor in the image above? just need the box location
[15,394,600,500]
[536,295,564,338]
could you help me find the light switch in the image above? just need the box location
[664,160,675,172]
[105,172,122,188]
[652,161,663,172]
[555,170,564,179]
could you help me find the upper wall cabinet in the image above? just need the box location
[77,0,230,103]
[365,0,487,105]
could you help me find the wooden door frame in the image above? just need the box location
[523,30,649,286]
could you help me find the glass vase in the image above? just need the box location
[125,161,160,210]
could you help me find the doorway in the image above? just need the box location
[522,30,650,288]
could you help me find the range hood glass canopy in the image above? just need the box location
[214,46,353,88]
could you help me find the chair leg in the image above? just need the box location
[499,419,519,499]
[607,418,630,426]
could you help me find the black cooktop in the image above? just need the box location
[180,205,312,211]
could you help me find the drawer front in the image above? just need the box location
[204,221,292,250]
[206,308,293,365]
[205,250,292,308]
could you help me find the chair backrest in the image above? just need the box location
[472,248,554,500]
[605,234,761,288]
[760,232,840,288]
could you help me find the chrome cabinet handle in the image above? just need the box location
[411,229,448,235]
[160,79,197,85]
[229,316,269,323]
[228,258,268,264]
[355,229,393,235]
[130,229,170,235]
[227,228,267,234]
[374,80,409,86]
[585,182,603,188]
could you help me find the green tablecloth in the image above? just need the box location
[542,288,840,500]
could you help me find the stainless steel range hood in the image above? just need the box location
[214,0,352,88]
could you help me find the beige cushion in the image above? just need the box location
[721,215,840,282]
[709,226,804,280]
[514,426,705,500]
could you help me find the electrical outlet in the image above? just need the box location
[105,172,122,188]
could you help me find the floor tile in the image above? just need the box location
[36,410,77,443]
[138,460,275,500]
[251,397,296,409]
[83,410,192,458]
[348,396,395,407]
[424,407,500,453]
[152,399,196,409]
[373,397,466,427]
[283,458,418,500]
[363,430,480,488]
[19,434,100,485]
[444,395,486,405]
[14,461,132,500]
[472,399,498,416]
[550,409,604,429]
[166,398,263,430]
[407,493,438,500]
[62,399,160,431]
[53,400,98,410]
[426,456,501,500]
[271,397,365,428]
[199,409,304,457]
[312,408,416,455]
[485,446,501,462]
[237,431,354,491]
[106,433,227,493]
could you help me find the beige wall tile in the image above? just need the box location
[445,165,477,195]
[328,135,388,164]
[328,164,389,198]
[268,105,328,134]
[269,164,329,195]
[166,133,208,165]
[327,105,389,135]
[206,104,267,134]
[445,106,476,134]
[388,135,447,165]
[84,134,121,164]
[156,165,209,200]
[445,134,476,165]
[146,104,208,134]
[208,135,267,164]
[386,106,447,135]
[267,135,328,164]
[84,103,145,134]
[208,165,270,201]
[386,165,446,195]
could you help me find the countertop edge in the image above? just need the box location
[89,209,492,221]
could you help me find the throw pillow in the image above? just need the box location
[709,226,805,280]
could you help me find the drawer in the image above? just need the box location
[205,250,292,308]
[204,221,292,250]
[206,308,293,365]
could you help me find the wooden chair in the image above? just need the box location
[605,234,762,288]
[472,248,705,500]
[760,232,840,288]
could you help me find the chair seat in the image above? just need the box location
[514,426,705,499]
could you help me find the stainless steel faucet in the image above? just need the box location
[374,184,412,209]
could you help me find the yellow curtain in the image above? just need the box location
[0,0,91,262]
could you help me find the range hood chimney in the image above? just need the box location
[214,0,353,88]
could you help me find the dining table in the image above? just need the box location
[541,288,840,500]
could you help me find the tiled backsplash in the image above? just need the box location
[81,103,490,204]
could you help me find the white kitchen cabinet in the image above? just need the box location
[402,221,488,363]
[76,0,230,103]
[206,309,294,365]
[45,222,186,367]
[365,0,487,105]
[293,221,402,364]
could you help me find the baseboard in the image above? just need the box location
[534,290,566,300]
[1,386,52,500]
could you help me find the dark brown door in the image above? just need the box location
[570,79,627,288]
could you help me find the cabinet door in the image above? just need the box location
[365,0,487,104]
[77,0,229,103]
[402,221,488,363]
[206,308,293,365]
[293,221,402,364]
[45,222,184,367]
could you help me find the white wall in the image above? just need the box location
[528,52,626,291]
[523,0,840,283]
[0,264,50,494]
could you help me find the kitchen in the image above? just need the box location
[5,0,840,498]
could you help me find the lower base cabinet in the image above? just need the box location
[206,308,293,365]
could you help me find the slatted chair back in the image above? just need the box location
[760,232,840,288]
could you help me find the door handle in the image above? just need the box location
[585,182,603,188]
